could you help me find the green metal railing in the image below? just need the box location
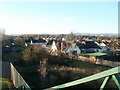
[15,83,29,90]
[44,66,120,90]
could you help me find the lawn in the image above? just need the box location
[80,53,107,57]
[80,53,120,62]
[0,78,14,89]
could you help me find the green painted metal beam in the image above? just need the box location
[44,66,120,90]
[112,74,120,89]
[100,76,112,90]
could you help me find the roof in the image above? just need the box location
[46,40,55,46]
[77,41,101,49]
[85,41,101,49]
[99,42,106,47]
[64,41,101,52]
[46,40,62,46]
[25,38,46,43]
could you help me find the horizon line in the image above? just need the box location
[6,32,118,35]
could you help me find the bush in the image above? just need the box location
[22,45,48,62]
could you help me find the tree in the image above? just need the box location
[2,35,10,47]
[14,37,25,47]
[67,32,75,41]
[22,45,48,62]
[39,58,48,77]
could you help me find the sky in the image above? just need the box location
[0,2,118,35]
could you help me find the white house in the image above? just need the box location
[51,41,58,52]
[49,41,58,56]
[66,43,81,55]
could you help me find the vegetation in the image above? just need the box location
[0,78,15,89]
[15,54,112,89]
[80,53,120,62]
[80,53,107,57]
[99,55,120,62]
[2,34,119,89]
[67,32,75,41]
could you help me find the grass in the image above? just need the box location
[0,78,14,89]
[80,53,107,57]
[80,53,120,62]
[66,60,111,70]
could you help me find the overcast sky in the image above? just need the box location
[0,2,118,35]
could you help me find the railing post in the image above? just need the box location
[99,76,112,90]
[112,74,120,89]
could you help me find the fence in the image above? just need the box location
[95,59,120,67]
[1,62,31,89]
[2,62,11,79]
[77,56,120,67]
[10,63,31,89]
[44,66,120,90]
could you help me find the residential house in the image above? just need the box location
[25,38,46,45]
[116,49,120,55]
[50,41,58,52]
[46,40,55,48]
[65,40,110,55]
[49,41,60,56]
[78,41,101,53]
[46,39,61,48]
[99,42,109,53]
[66,43,81,55]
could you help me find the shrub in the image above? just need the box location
[22,45,48,62]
